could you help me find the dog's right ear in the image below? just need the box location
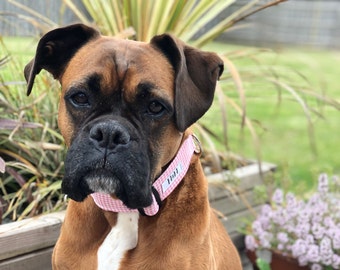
[151,34,223,132]
[24,24,100,96]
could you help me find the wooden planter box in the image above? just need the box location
[208,161,276,249]
[0,162,275,270]
[0,211,65,270]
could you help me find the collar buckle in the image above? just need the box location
[192,134,202,154]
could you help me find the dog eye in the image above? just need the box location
[148,101,164,115]
[70,92,90,107]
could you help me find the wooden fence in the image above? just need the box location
[0,0,339,48]
[216,0,340,49]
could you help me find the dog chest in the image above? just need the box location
[97,212,139,270]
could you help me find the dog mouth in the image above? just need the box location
[62,152,154,209]
[84,168,119,194]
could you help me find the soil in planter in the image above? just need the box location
[201,151,250,174]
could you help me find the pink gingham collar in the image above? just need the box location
[91,134,200,216]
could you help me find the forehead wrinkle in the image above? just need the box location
[113,41,131,78]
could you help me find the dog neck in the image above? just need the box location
[91,134,201,216]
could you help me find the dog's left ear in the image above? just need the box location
[151,34,224,132]
[24,24,100,96]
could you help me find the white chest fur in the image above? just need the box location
[97,212,139,270]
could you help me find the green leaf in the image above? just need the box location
[256,258,271,270]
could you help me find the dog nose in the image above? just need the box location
[89,121,130,149]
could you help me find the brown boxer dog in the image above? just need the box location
[24,24,242,270]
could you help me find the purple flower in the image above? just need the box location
[312,223,325,240]
[333,230,340,249]
[258,216,271,231]
[252,220,263,235]
[323,216,335,228]
[245,173,340,269]
[277,232,289,244]
[298,255,309,266]
[297,207,311,223]
[311,263,322,270]
[306,244,320,263]
[272,188,284,205]
[319,237,333,265]
[285,192,299,217]
[332,254,340,269]
[291,239,308,258]
[277,243,285,250]
[308,194,321,207]
[321,256,333,266]
[286,192,296,206]
[305,234,315,245]
[272,208,289,226]
[245,235,258,251]
[320,237,331,250]
[258,231,273,249]
[296,221,311,238]
[261,204,272,216]
[310,201,327,223]
[285,223,296,234]
[318,173,329,194]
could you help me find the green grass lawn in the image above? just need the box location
[203,43,340,191]
[1,37,339,193]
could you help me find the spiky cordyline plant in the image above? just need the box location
[0,40,66,222]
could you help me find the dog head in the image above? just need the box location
[25,24,223,209]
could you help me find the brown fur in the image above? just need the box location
[24,24,242,269]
